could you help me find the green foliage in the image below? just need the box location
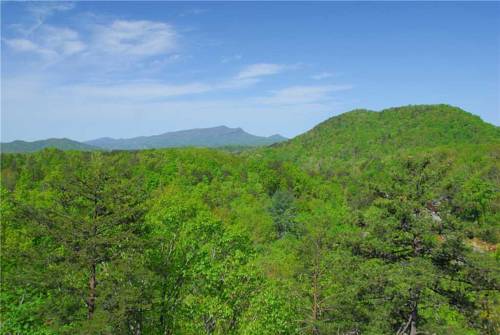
[1,105,499,334]
[270,190,297,238]
[239,283,299,335]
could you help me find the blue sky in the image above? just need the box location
[1,1,499,142]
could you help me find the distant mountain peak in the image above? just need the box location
[83,126,287,151]
[268,134,287,140]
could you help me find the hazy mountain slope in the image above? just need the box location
[0,138,99,153]
[85,126,287,150]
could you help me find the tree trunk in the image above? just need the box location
[409,304,417,335]
[160,281,173,335]
[135,316,142,335]
[409,289,419,335]
[312,272,320,335]
[311,245,321,335]
[88,193,99,320]
[87,263,96,319]
[409,321,417,335]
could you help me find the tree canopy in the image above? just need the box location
[1,105,499,334]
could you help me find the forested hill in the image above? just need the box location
[0,138,98,153]
[85,126,287,150]
[264,104,500,225]
[271,104,500,163]
[1,104,499,334]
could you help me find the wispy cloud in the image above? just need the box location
[311,72,335,80]
[57,74,262,102]
[4,17,179,67]
[22,1,75,34]
[61,81,212,100]
[255,85,352,106]
[237,63,288,79]
[27,1,75,18]
[4,38,39,52]
[91,20,178,57]
[4,25,85,61]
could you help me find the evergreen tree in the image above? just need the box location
[353,157,499,334]
[13,153,146,333]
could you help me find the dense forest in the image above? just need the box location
[1,105,499,334]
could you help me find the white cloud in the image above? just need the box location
[27,2,75,18]
[61,64,280,102]
[4,18,178,65]
[3,25,85,62]
[20,2,76,35]
[311,72,335,80]
[39,25,86,56]
[237,63,287,79]
[3,38,39,52]
[255,85,352,105]
[58,75,263,101]
[62,81,212,100]
[92,20,177,57]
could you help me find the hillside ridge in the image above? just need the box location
[273,104,499,161]
[0,138,99,153]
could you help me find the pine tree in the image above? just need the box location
[17,152,146,332]
[353,156,499,334]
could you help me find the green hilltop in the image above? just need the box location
[272,104,499,162]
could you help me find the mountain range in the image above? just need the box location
[2,105,498,154]
[0,126,287,153]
